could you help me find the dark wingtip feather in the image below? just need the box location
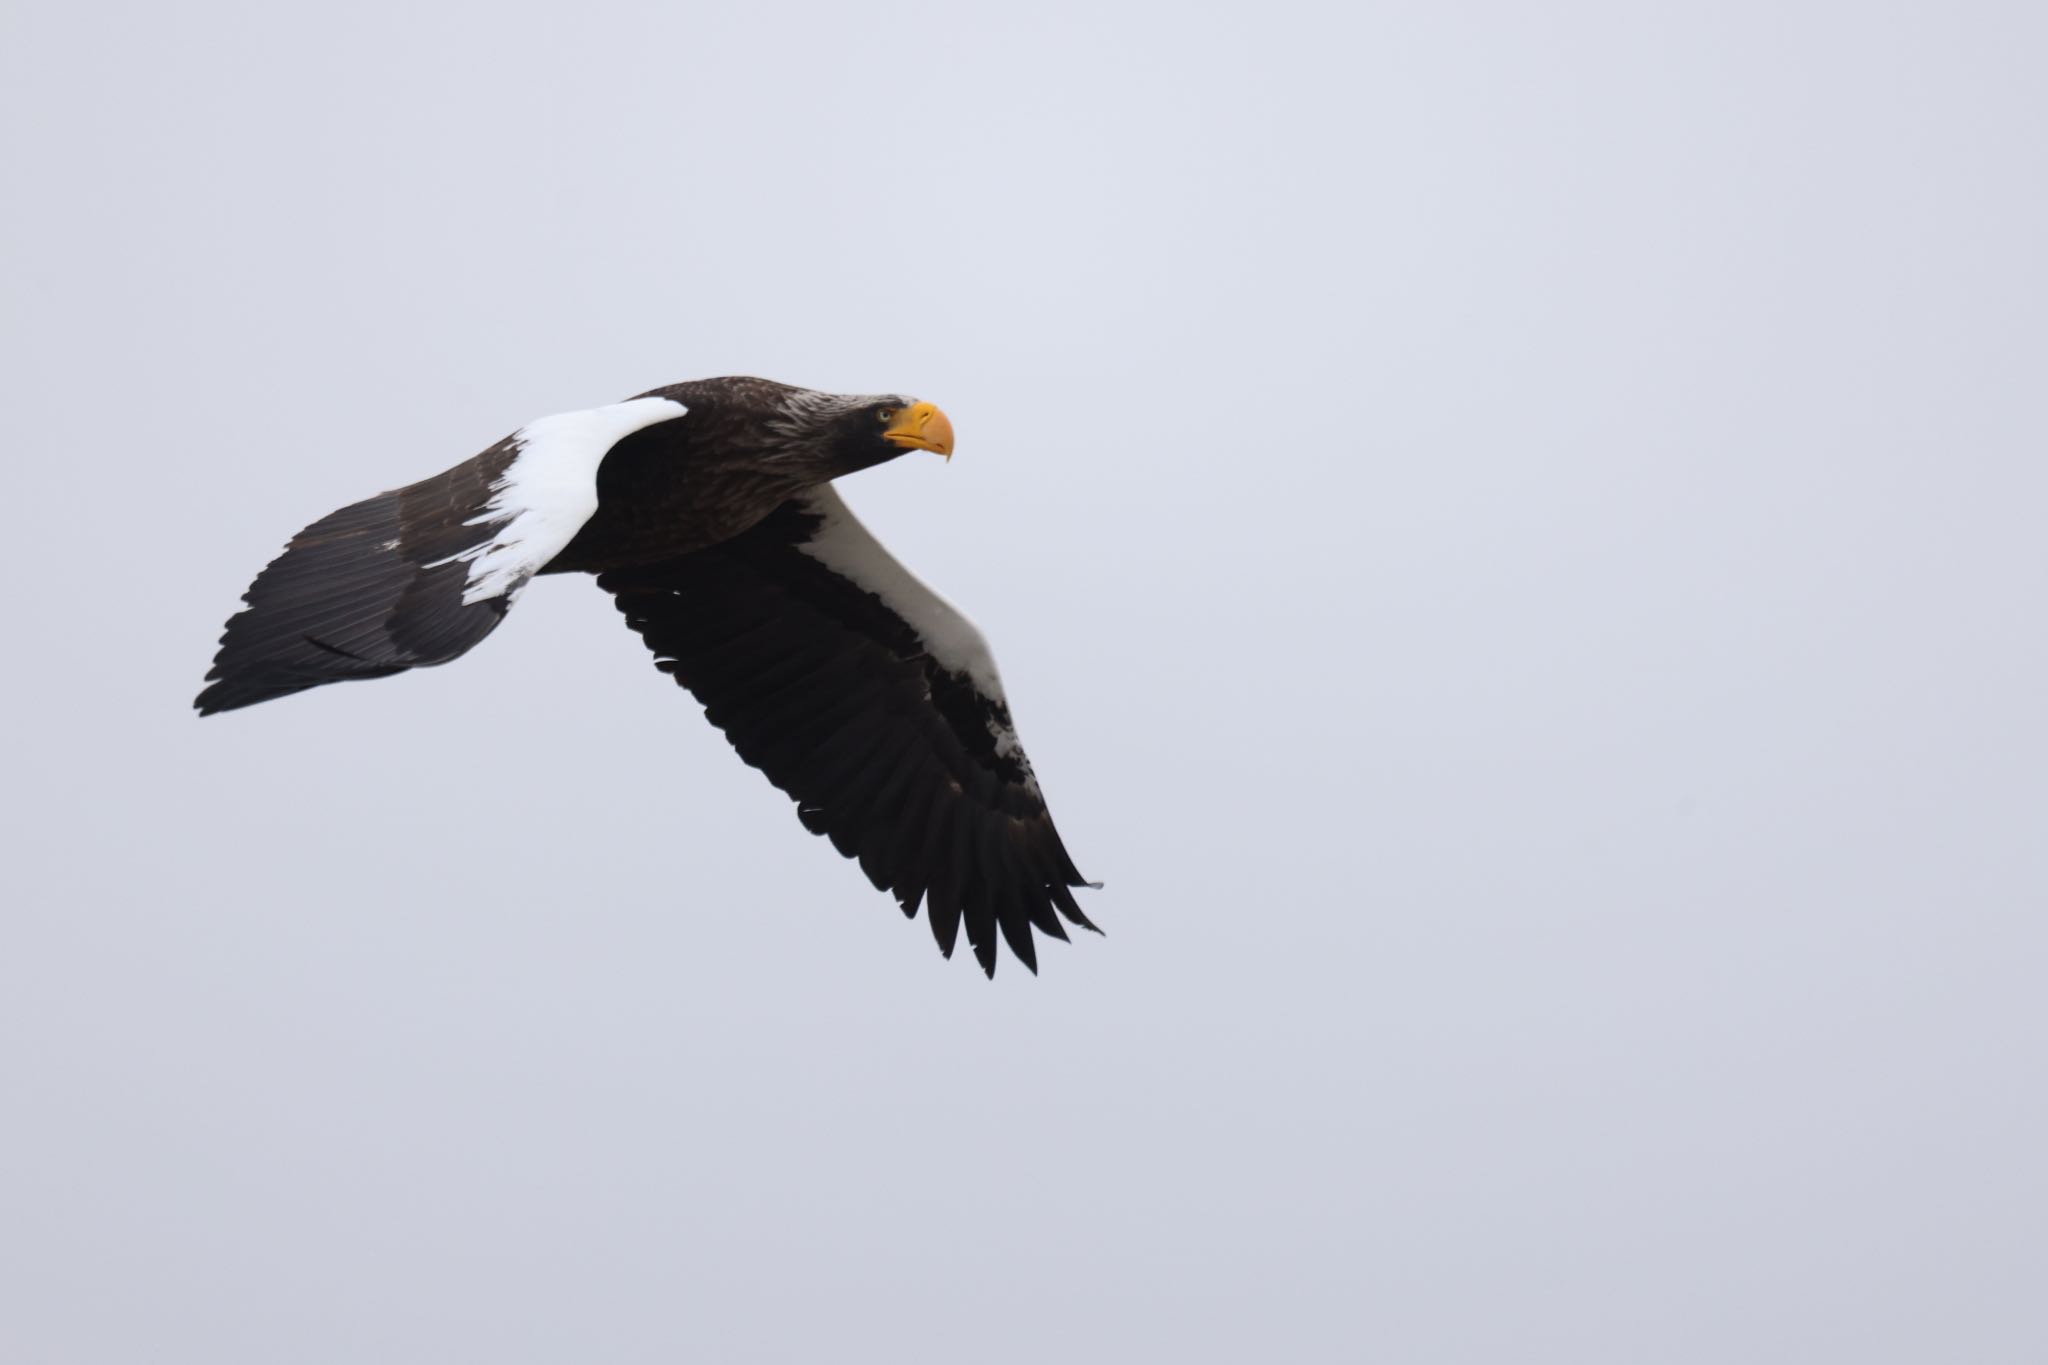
[961,889,998,978]
[998,905,1039,975]
[193,670,343,716]
[1049,882,1104,936]
[926,853,963,959]
[1026,893,1071,943]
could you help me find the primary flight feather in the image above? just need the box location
[196,376,1098,976]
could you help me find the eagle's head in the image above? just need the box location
[638,377,955,485]
[768,386,954,479]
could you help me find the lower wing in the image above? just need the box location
[600,486,1099,977]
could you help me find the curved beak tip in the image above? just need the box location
[884,400,955,458]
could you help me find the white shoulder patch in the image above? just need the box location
[445,396,686,605]
[794,485,1004,697]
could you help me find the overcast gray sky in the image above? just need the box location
[4,2,2045,1361]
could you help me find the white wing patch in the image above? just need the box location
[438,396,686,605]
[794,485,1029,763]
[795,486,1001,691]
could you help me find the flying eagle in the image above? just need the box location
[195,377,1097,976]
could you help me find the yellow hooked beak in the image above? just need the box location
[882,401,955,460]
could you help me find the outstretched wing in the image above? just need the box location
[196,397,686,715]
[601,486,1099,977]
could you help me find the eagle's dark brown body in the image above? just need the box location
[546,378,826,572]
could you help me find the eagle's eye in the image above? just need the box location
[875,408,898,424]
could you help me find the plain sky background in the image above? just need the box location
[4,2,2044,1361]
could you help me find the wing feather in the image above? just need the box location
[196,397,684,714]
[600,486,1097,976]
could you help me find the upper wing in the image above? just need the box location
[600,486,1099,976]
[196,396,686,715]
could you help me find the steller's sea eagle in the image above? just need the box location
[195,376,1098,976]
